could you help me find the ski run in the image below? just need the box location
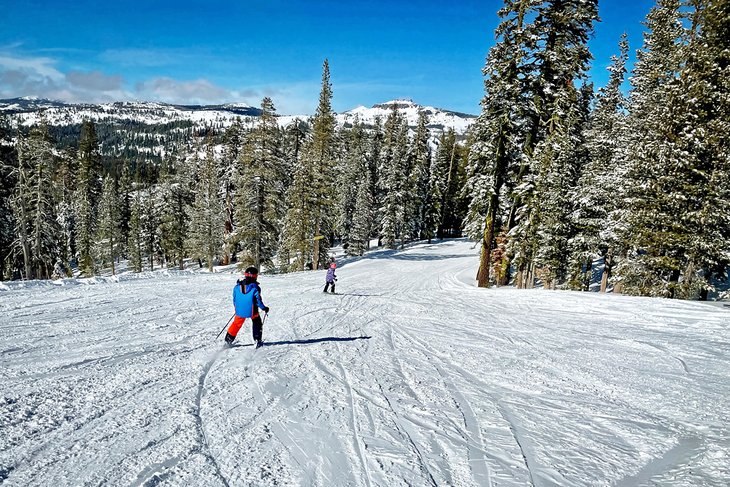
[1,240,729,487]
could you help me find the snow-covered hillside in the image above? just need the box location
[343,99,475,134]
[1,97,475,134]
[1,240,728,486]
[0,97,262,128]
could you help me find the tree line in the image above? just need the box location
[0,60,468,280]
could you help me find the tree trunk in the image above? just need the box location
[477,191,499,287]
[669,269,681,298]
[600,251,612,293]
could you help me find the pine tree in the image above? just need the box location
[508,0,599,289]
[630,0,730,298]
[128,171,144,273]
[11,122,59,280]
[572,35,630,291]
[465,0,535,286]
[368,116,384,247]
[75,120,102,276]
[235,97,287,269]
[378,104,409,249]
[188,137,224,272]
[349,163,373,256]
[221,118,244,264]
[684,0,730,298]
[336,120,368,252]
[409,110,432,241]
[616,0,687,296]
[118,161,132,259]
[159,154,192,270]
[96,174,122,274]
[0,115,15,279]
[143,174,161,271]
[431,129,464,240]
[55,149,77,274]
[281,60,337,270]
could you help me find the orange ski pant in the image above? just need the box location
[227,314,260,338]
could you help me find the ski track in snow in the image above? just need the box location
[2,240,730,486]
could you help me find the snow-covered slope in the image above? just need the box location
[2,240,728,486]
[343,99,475,134]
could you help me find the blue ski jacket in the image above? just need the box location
[233,281,266,318]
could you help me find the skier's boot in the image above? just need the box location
[255,339,263,349]
[224,333,236,346]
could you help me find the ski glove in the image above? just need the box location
[262,306,270,313]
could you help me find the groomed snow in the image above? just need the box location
[1,240,729,486]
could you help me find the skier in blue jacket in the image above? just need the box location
[225,266,269,348]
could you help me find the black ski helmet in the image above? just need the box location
[244,266,259,278]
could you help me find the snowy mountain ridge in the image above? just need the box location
[0,97,475,134]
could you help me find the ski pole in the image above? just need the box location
[216,314,235,339]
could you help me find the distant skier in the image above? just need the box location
[225,266,269,348]
[323,258,337,294]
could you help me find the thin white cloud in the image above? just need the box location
[0,50,323,114]
[135,77,233,104]
[66,70,124,91]
[0,54,65,81]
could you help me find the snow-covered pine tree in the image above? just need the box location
[12,121,60,280]
[309,60,337,268]
[616,0,687,296]
[221,118,245,264]
[571,34,630,292]
[431,129,464,240]
[143,169,161,271]
[531,83,592,288]
[378,103,409,249]
[409,110,432,242]
[117,161,132,259]
[368,116,384,248]
[661,0,730,299]
[11,132,33,280]
[95,174,122,275]
[187,136,224,272]
[281,60,337,270]
[159,154,192,270]
[234,97,287,269]
[508,0,599,289]
[128,170,144,273]
[687,0,730,299]
[349,163,373,256]
[55,149,77,275]
[464,0,535,287]
[0,115,15,279]
[336,119,368,253]
[75,120,102,276]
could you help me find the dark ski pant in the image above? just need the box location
[225,314,263,343]
[323,281,335,293]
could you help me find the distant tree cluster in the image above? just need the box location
[0,61,468,279]
[465,0,729,300]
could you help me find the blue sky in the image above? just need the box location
[0,0,655,114]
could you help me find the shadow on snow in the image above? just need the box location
[264,336,371,347]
